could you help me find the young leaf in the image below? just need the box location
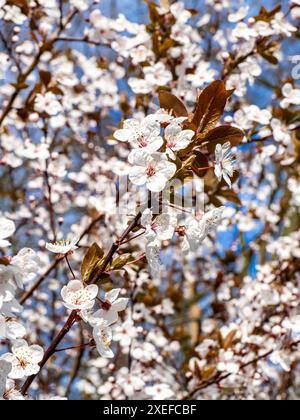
[39,70,52,87]
[111,254,133,270]
[203,125,244,152]
[192,152,210,177]
[81,243,104,282]
[217,189,242,206]
[158,91,188,118]
[223,330,237,350]
[192,81,233,134]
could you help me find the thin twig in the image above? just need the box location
[54,37,111,48]
[64,326,86,398]
[119,229,145,245]
[65,256,76,280]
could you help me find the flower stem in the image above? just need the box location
[65,256,76,280]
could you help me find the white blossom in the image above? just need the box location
[2,248,39,289]
[144,62,172,87]
[128,150,176,192]
[34,92,62,116]
[90,289,129,326]
[0,218,15,248]
[114,116,163,153]
[280,83,300,108]
[142,208,177,244]
[0,340,44,380]
[61,280,98,311]
[165,123,194,160]
[93,320,114,358]
[0,316,26,340]
[46,237,79,255]
[214,142,235,188]
[183,207,226,252]
[145,383,174,400]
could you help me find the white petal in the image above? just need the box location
[129,167,147,186]
[158,161,177,181]
[114,128,133,142]
[113,298,129,312]
[86,284,99,299]
[106,288,121,304]
[96,309,119,326]
[165,123,181,139]
[146,136,164,152]
[66,280,83,292]
[0,218,15,241]
[147,174,167,193]
[6,322,26,340]
[214,164,223,181]
[0,240,11,248]
[141,208,153,227]
[29,345,44,364]
[128,149,148,166]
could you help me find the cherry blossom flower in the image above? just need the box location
[128,78,152,95]
[2,5,27,25]
[280,83,300,108]
[1,379,25,401]
[144,62,172,87]
[217,350,239,374]
[130,45,154,65]
[128,150,177,192]
[114,117,163,153]
[0,316,26,340]
[214,142,235,188]
[142,208,177,244]
[0,339,44,380]
[2,248,40,289]
[145,383,174,400]
[61,280,98,311]
[34,92,62,116]
[183,207,226,252]
[93,320,114,358]
[89,289,129,326]
[0,218,15,248]
[116,367,145,397]
[46,237,79,255]
[165,123,194,160]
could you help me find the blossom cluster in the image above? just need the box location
[0,219,42,400]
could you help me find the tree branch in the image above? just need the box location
[20,212,142,396]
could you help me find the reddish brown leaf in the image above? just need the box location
[192,152,209,177]
[39,70,52,87]
[203,125,244,153]
[159,91,188,118]
[223,330,237,350]
[192,80,233,134]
